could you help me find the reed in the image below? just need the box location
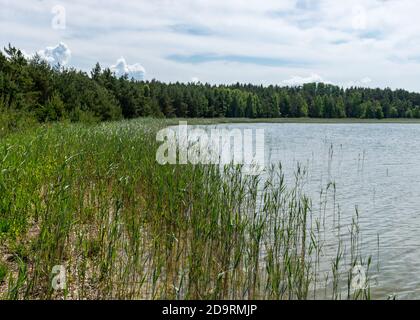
[0,118,373,299]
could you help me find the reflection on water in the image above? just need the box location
[209,123,420,299]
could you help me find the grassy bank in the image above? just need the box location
[0,118,372,299]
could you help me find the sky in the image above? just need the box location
[1,0,420,91]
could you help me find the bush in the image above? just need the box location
[0,104,38,138]
[35,92,65,122]
[389,107,399,118]
[405,109,414,118]
[69,106,101,124]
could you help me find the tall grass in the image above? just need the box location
[0,118,372,299]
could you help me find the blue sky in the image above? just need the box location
[2,0,420,91]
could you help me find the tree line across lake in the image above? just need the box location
[2,44,420,131]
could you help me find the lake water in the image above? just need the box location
[208,123,420,299]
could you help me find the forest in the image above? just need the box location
[2,44,420,133]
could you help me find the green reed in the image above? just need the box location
[0,118,373,299]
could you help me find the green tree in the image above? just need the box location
[43,92,65,121]
[334,96,346,118]
[374,102,384,119]
[310,95,324,118]
[245,94,257,118]
[389,106,399,118]
[405,109,414,118]
[279,91,291,117]
[290,93,308,117]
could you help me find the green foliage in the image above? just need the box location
[405,109,414,118]
[335,96,346,118]
[245,93,258,118]
[389,107,399,118]
[375,102,385,119]
[0,263,8,284]
[2,44,420,133]
[69,107,101,124]
[290,93,308,117]
[0,103,38,138]
[310,95,324,117]
[36,92,65,121]
[413,106,420,118]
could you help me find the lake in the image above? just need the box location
[207,122,420,299]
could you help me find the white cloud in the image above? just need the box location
[191,77,200,83]
[282,73,329,86]
[37,42,71,66]
[3,0,420,90]
[110,57,146,80]
[346,77,374,88]
[361,77,372,84]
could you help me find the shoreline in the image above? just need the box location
[168,117,420,125]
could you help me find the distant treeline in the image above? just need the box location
[2,44,420,128]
